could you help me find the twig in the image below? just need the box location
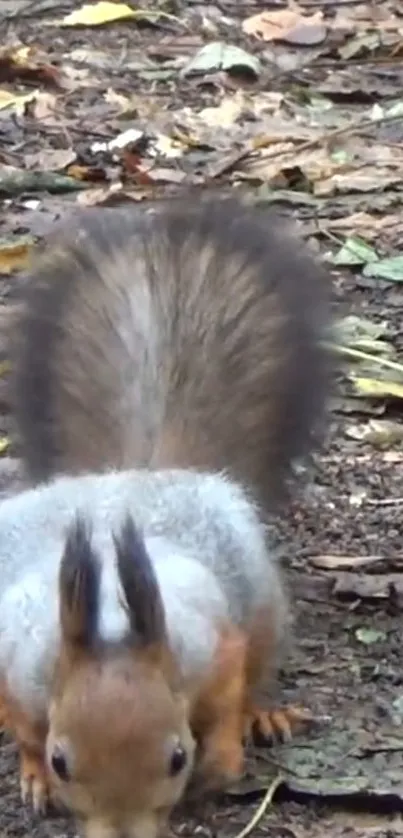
[366,497,403,507]
[255,113,403,162]
[233,773,284,838]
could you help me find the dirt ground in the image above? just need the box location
[1,1,403,838]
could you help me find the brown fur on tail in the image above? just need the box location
[11,197,331,506]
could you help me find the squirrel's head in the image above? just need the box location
[47,515,194,838]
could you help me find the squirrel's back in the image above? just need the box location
[12,197,330,505]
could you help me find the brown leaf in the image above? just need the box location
[24,148,77,173]
[0,236,35,274]
[0,44,63,88]
[242,9,326,46]
[310,554,403,572]
[333,572,403,603]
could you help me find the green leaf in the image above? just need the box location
[355,628,387,645]
[183,42,261,78]
[332,236,378,267]
[363,256,403,282]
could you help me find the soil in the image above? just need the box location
[0,2,403,838]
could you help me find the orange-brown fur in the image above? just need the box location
[0,680,50,811]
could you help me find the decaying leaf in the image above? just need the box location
[0,236,35,274]
[346,419,403,447]
[183,42,261,78]
[242,9,326,46]
[335,315,389,349]
[0,88,37,112]
[333,572,403,602]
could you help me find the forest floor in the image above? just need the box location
[1,0,403,837]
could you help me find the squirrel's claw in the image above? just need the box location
[245,704,314,744]
[19,748,50,815]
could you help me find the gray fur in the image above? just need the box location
[0,468,287,720]
[11,197,331,507]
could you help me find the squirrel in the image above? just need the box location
[0,465,303,838]
[10,196,330,508]
[2,196,331,835]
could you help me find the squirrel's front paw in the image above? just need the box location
[245,704,314,744]
[19,747,51,815]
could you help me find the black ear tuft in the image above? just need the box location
[114,515,166,648]
[59,515,100,650]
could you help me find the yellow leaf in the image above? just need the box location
[0,238,33,274]
[0,89,37,111]
[0,362,11,377]
[0,437,10,455]
[61,1,135,26]
[351,376,403,400]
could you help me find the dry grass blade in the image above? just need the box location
[233,773,284,838]
[325,342,403,377]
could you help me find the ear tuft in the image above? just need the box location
[114,515,166,648]
[59,515,100,650]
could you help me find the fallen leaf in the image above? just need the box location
[333,572,403,601]
[183,42,261,79]
[346,419,403,447]
[335,315,388,347]
[76,181,126,207]
[152,133,185,159]
[66,164,106,182]
[242,9,326,46]
[0,236,35,274]
[0,88,37,112]
[355,627,387,645]
[0,44,62,88]
[24,148,77,172]
[199,93,246,129]
[0,437,10,455]
[363,256,403,282]
[351,377,403,400]
[332,236,378,267]
[60,1,135,26]
[31,91,58,122]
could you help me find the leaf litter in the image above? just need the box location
[1,1,403,838]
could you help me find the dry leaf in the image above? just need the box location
[0,437,10,455]
[242,9,326,46]
[0,44,62,87]
[0,88,37,112]
[310,554,396,571]
[24,148,77,172]
[61,1,135,27]
[351,377,403,400]
[0,237,34,274]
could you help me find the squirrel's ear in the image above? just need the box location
[114,515,167,649]
[59,516,100,652]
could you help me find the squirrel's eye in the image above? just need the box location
[169,745,187,777]
[51,747,70,782]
